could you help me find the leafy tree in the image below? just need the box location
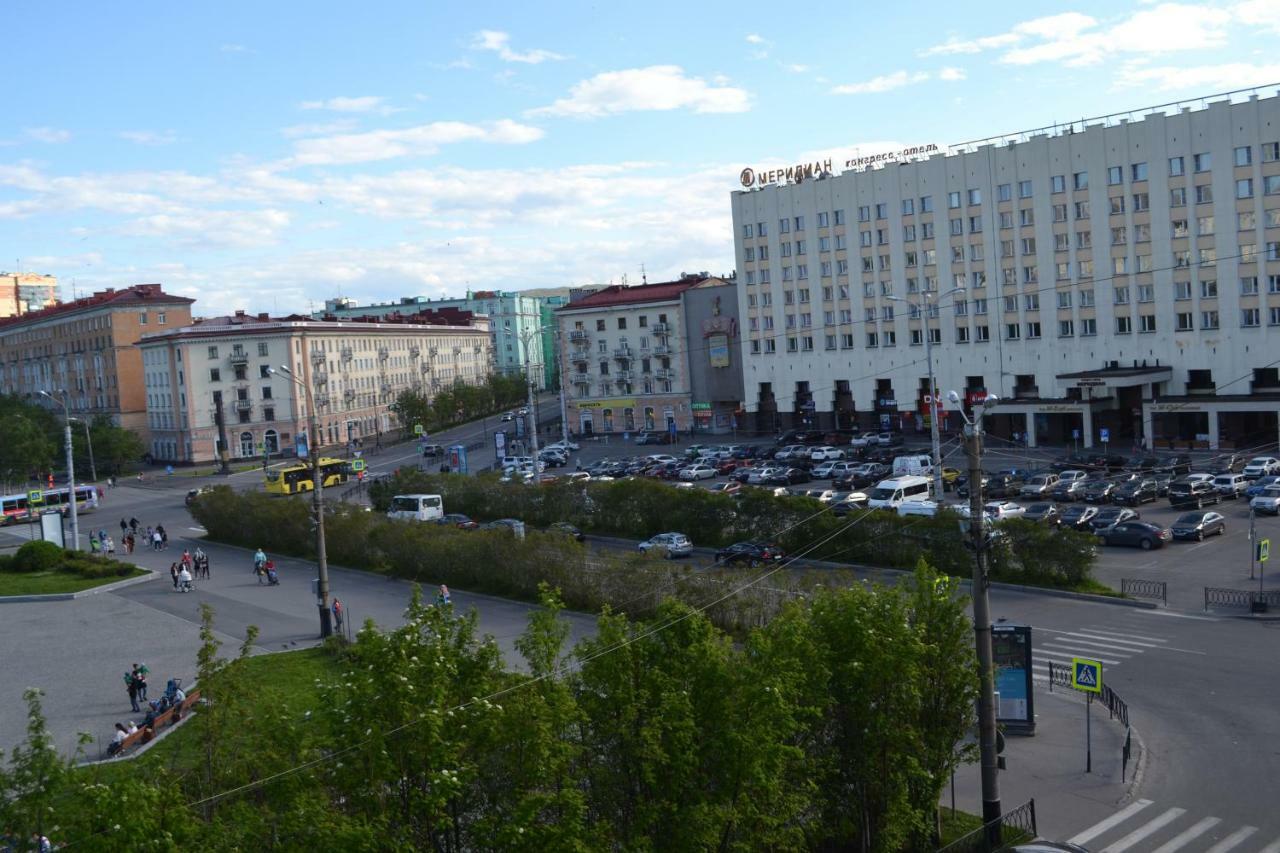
[0,412,56,489]
[0,689,78,847]
[84,415,145,476]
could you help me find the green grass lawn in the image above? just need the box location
[0,567,147,596]
[938,807,1035,848]
[86,646,342,779]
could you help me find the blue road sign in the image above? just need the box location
[1071,657,1103,693]
[1099,428,1110,443]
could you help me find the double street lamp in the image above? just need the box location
[271,365,333,638]
[38,390,79,550]
[887,286,966,501]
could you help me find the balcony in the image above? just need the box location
[314,393,330,407]
[429,347,438,357]
[570,372,590,384]
[568,330,590,343]
[378,347,389,361]
[616,370,634,381]
[571,352,589,365]
[341,347,353,361]
[228,351,249,366]
[654,369,674,380]
[420,361,433,373]
[344,389,356,400]
[613,347,633,361]
[314,371,328,386]
[652,344,671,355]
[380,383,393,395]
[652,322,670,334]
[310,350,326,365]
[409,346,421,359]
[234,399,252,412]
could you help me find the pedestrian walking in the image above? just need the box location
[152,529,163,551]
[106,536,115,556]
[436,584,451,606]
[331,597,344,631]
[125,669,142,713]
[178,565,193,592]
[170,563,179,590]
[129,517,139,534]
[120,518,128,537]
[89,537,101,554]
[97,529,107,546]
[157,524,167,550]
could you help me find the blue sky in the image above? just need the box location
[4,0,1279,315]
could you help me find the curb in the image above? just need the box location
[0,569,158,604]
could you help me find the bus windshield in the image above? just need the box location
[867,487,896,501]
[389,497,422,513]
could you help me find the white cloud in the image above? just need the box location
[119,130,178,146]
[219,43,249,53]
[25,127,71,144]
[471,30,564,64]
[284,119,545,167]
[280,120,360,139]
[781,63,811,74]
[1233,0,1280,33]
[938,67,966,81]
[530,65,750,117]
[1113,60,1280,92]
[832,70,930,95]
[922,5,1232,68]
[300,96,397,114]
[120,208,292,249]
[745,34,766,44]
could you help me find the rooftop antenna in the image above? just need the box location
[641,263,648,285]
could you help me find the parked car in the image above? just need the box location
[1150,472,1175,497]
[850,432,881,449]
[1113,479,1159,506]
[1242,456,1280,479]
[633,431,671,445]
[773,444,809,462]
[1019,473,1061,499]
[1050,478,1090,502]
[1154,455,1193,476]
[1245,475,1280,498]
[1168,478,1221,508]
[1087,454,1128,473]
[957,474,1023,500]
[836,462,890,489]
[1089,506,1140,533]
[983,500,1027,520]
[732,466,761,483]
[767,467,811,486]
[1081,479,1119,504]
[545,439,580,453]
[185,487,212,506]
[548,522,585,541]
[897,500,941,518]
[940,467,962,490]
[1122,456,1161,473]
[1250,486,1280,515]
[679,463,717,481]
[1023,502,1061,525]
[748,466,782,484]
[876,432,905,447]
[1211,453,1247,473]
[1059,504,1100,530]
[707,481,741,496]
[684,444,712,459]
[480,518,526,537]
[435,513,479,530]
[814,460,859,480]
[1050,453,1094,473]
[1170,511,1227,540]
[638,532,694,558]
[1212,473,1248,499]
[1097,520,1171,550]
[714,541,786,566]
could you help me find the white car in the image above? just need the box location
[1184,472,1215,485]
[897,500,941,517]
[638,532,694,558]
[849,432,879,449]
[679,463,717,481]
[1251,486,1280,515]
[1057,470,1089,484]
[748,466,782,484]
[811,460,848,478]
[546,439,580,453]
[646,454,678,465]
[696,445,727,459]
[774,445,808,461]
[1242,457,1280,479]
[808,446,845,462]
[960,501,1026,520]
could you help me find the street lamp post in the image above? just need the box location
[39,390,79,550]
[889,286,965,501]
[274,366,333,638]
[951,389,1002,842]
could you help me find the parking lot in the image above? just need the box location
[517,432,1280,610]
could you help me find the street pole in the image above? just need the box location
[75,419,97,483]
[963,415,1002,840]
[1250,506,1257,580]
[277,366,331,638]
[923,296,944,500]
[41,391,79,550]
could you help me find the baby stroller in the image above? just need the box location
[265,561,279,586]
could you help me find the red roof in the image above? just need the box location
[558,277,724,310]
[0,284,193,330]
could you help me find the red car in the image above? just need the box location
[715,459,741,475]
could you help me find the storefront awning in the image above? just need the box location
[1056,365,1171,390]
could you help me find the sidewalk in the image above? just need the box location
[943,684,1140,842]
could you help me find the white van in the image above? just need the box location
[386,494,444,522]
[866,476,933,510]
[891,454,933,477]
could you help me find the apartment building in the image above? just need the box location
[137,310,492,463]
[319,290,552,388]
[0,272,58,318]
[0,283,195,436]
[732,88,1280,450]
[555,275,737,435]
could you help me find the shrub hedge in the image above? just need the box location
[12,540,64,573]
[1,541,136,579]
[364,471,1100,590]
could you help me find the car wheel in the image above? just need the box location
[1194,500,1202,509]
[1196,531,1204,542]
[1140,538,1153,550]
[1218,525,1226,535]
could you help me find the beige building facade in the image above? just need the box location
[137,310,493,463]
[0,284,195,436]
[0,272,59,318]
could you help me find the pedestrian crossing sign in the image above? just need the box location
[1258,538,1270,563]
[1071,657,1103,693]
[350,459,366,473]
[27,489,42,505]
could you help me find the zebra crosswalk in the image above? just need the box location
[1030,623,1172,682]
[1067,799,1278,852]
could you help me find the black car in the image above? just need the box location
[714,541,786,566]
[1087,454,1128,473]
[1059,504,1100,530]
[634,432,673,445]
[834,463,890,490]
[549,522,585,541]
[731,466,759,483]
[1023,502,1060,525]
[1097,520,1170,549]
[766,467,811,485]
[435,513,479,530]
[1154,455,1193,476]
[1150,472,1175,497]
[1168,479,1221,509]
[1050,479,1089,502]
[1112,479,1159,506]
[959,474,1024,500]
[1050,453,1094,473]
[1089,507,1139,533]
[1081,480,1118,504]
[1170,511,1227,541]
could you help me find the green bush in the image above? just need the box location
[0,554,12,573]
[12,540,65,573]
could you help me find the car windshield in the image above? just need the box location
[1175,513,1204,525]
[1028,503,1050,512]
[867,487,896,500]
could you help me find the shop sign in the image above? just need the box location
[1076,378,1108,387]
[691,402,712,411]
[1035,404,1082,413]
[577,398,636,409]
[878,398,897,408]
[1152,402,1200,412]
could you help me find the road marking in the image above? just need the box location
[1069,800,1154,846]
[1100,807,1186,853]
[189,526,206,533]
[1149,817,1222,853]
[1039,643,1127,663]
[1083,627,1170,642]
[1034,648,1124,665]
[1058,630,1162,649]
[1205,826,1258,853]
[1133,610,1221,621]
[1255,836,1280,853]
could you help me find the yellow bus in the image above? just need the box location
[264,458,350,495]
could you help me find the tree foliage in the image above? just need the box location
[389,373,528,438]
[0,396,144,484]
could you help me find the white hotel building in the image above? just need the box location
[731,89,1280,452]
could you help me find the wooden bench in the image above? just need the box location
[108,689,201,758]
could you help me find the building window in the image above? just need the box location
[1114,286,1130,305]
[1005,323,1020,340]
[1201,279,1218,298]
[1059,320,1074,337]
[948,191,961,208]
[1018,179,1033,198]
[1237,179,1254,199]
[1000,211,1013,229]
[1174,281,1192,300]
[596,319,606,331]
[975,324,990,341]
[1107,166,1123,185]
[817,211,830,227]
[1139,315,1156,333]
[1271,307,1280,327]
[257,342,269,357]
[1242,308,1261,327]
[1169,156,1184,176]
[1073,171,1088,190]
[1132,192,1149,212]
[1201,310,1219,329]
[968,188,981,205]
[866,332,878,348]
[1075,201,1090,219]
[1115,316,1132,334]
[1235,146,1253,167]
[1080,318,1097,336]
[1025,321,1041,339]
[1176,312,1193,331]
[259,365,271,378]
[1241,276,1259,295]
[998,183,1012,202]
[1193,152,1211,172]
[157,312,167,324]
[1170,187,1187,207]
[210,368,221,382]
[1131,162,1148,181]
[208,346,219,359]
[1195,184,1213,204]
